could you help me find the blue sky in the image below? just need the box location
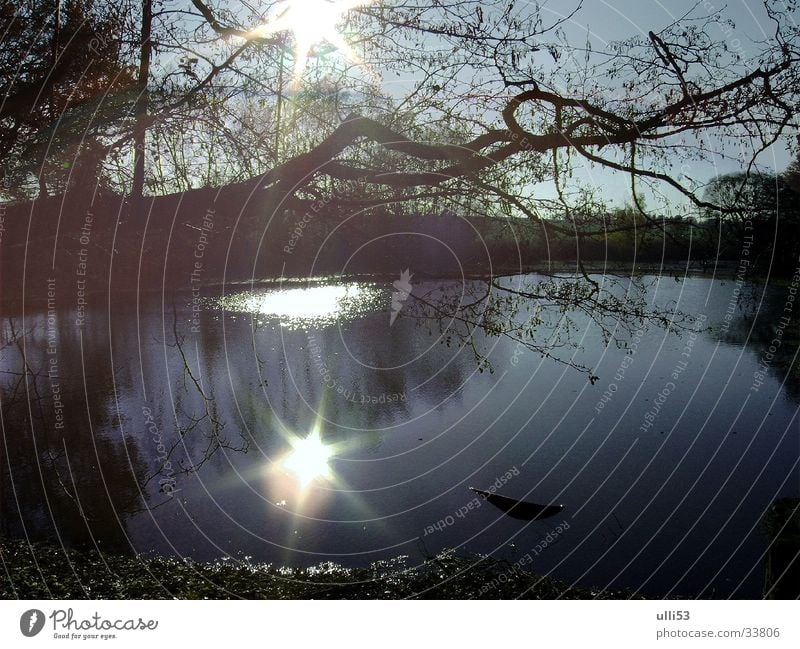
[168,0,796,209]
[537,0,796,208]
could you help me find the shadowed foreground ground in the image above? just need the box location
[0,539,637,599]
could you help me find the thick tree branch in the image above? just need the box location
[249,49,796,204]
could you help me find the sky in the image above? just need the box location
[534,0,797,208]
[348,0,797,211]
[159,0,796,210]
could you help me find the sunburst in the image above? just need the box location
[282,429,334,486]
[250,0,372,84]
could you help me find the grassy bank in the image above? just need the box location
[0,539,637,600]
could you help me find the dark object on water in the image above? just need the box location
[762,497,800,599]
[469,487,564,521]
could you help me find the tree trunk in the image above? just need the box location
[52,0,61,67]
[131,0,153,205]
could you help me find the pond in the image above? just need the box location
[1,273,797,598]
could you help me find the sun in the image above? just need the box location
[250,0,372,83]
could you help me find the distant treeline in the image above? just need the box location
[273,167,800,276]
[1,167,798,304]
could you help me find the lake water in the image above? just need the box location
[1,273,798,598]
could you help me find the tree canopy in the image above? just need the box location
[1,0,797,223]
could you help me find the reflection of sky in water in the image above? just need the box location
[217,282,384,328]
[3,276,798,597]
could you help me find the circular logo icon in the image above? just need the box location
[20,609,45,637]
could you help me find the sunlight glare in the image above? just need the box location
[219,282,381,328]
[250,0,372,82]
[248,284,357,319]
[282,430,334,486]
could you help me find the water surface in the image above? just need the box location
[1,273,797,598]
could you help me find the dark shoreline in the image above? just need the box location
[0,538,640,600]
[0,260,772,308]
[2,190,791,310]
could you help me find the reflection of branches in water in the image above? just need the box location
[136,308,250,506]
[403,275,689,381]
[169,306,243,469]
[720,281,800,401]
[4,318,48,416]
[121,314,251,515]
[0,318,82,510]
[2,309,251,520]
[2,319,144,542]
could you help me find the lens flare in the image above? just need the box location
[249,0,372,83]
[282,430,334,486]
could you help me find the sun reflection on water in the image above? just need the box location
[262,420,383,537]
[218,282,382,328]
[282,430,334,487]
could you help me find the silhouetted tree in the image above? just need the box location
[704,171,800,271]
[0,0,135,197]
